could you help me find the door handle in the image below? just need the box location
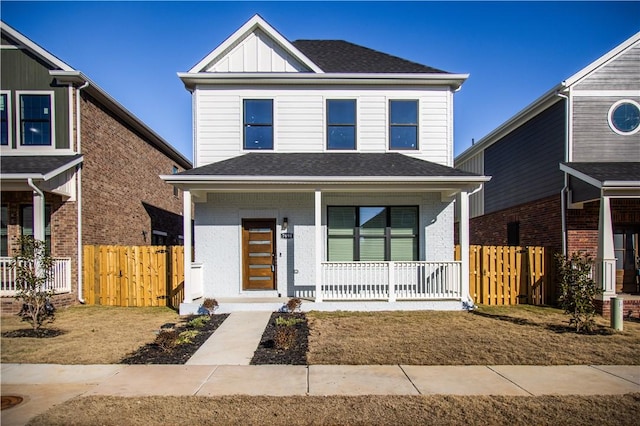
[271,265,275,272]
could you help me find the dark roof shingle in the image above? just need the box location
[180,153,478,178]
[1,155,83,176]
[563,162,640,183]
[292,40,448,74]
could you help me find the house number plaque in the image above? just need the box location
[280,233,294,239]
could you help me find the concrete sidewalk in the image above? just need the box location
[2,363,639,425]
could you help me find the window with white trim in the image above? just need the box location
[1,205,8,256]
[21,204,52,255]
[243,99,273,150]
[327,99,356,150]
[389,100,418,150]
[19,93,53,146]
[1,92,10,146]
[327,206,418,261]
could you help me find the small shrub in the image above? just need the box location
[155,329,179,351]
[201,298,219,315]
[286,298,302,313]
[187,316,211,329]
[275,316,303,327]
[555,252,603,333]
[274,326,296,350]
[11,236,56,331]
[176,330,199,345]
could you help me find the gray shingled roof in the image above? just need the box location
[179,153,479,178]
[563,162,640,183]
[1,155,83,176]
[292,40,448,74]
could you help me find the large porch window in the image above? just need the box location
[327,206,418,262]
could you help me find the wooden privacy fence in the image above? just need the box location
[83,245,184,308]
[455,245,556,306]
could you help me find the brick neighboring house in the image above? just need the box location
[0,21,191,312]
[455,32,640,315]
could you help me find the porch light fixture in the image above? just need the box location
[282,217,288,231]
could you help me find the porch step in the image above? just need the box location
[186,311,273,365]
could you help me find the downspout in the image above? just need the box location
[557,90,569,256]
[76,81,89,303]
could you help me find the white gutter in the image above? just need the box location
[76,81,89,304]
[161,174,490,184]
[557,91,570,256]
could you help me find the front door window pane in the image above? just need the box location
[21,95,52,146]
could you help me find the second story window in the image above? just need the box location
[244,99,273,150]
[389,100,418,150]
[20,94,52,146]
[327,99,356,150]
[1,93,8,146]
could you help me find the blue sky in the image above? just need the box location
[2,1,639,162]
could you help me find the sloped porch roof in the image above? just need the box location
[560,162,640,198]
[163,153,490,197]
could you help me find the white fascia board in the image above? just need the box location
[560,163,603,189]
[178,72,469,90]
[1,21,74,71]
[1,173,45,180]
[42,156,84,181]
[563,31,640,87]
[161,174,490,184]
[51,71,192,170]
[455,84,564,164]
[188,14,323,74]
[602,181,640,188]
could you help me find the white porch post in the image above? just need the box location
[182,190,192,304]
[28,179,46,242]
[459,190,471,302]
[314,189,322,303]
[597,194,616,297]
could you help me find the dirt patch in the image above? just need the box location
[121,314,228,364]
[26,394,640,426]
[251,312,308,365]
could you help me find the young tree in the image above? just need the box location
[555,252,602,333]
[11,236,56,330]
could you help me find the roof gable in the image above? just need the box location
[188,14,323,73]
[1,20,73,71]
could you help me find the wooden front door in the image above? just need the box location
[242,219,276,291]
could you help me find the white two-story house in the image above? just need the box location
[164,15,489,313]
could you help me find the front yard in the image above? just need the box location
[2,304,639,365]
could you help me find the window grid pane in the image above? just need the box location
[0,94,8,146]
[20,95,52,146]
[327,100,356,150]
[389,100,418,150]
[244,100,273,150]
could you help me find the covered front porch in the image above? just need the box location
[561,162,640,314]
[163,153,489,314]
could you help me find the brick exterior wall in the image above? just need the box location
[2,90,188,315]
[468,194,564,253]
[80,92,186,246]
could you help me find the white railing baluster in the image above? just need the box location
[1,257,72,296]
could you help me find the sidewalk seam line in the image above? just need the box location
[486,366,534,396]
[306,365,310,395]
[589,365,640,386]
[193,365,219,396]
[398,365,422,395]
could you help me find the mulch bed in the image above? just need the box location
[2,328,66,338]
[120,314,228,365]
[251,312,309,365]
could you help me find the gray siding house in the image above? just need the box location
[455,32,640,315]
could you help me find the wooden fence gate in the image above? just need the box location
[83,245,184,308]
[455,245,556,306]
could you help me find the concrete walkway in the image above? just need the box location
[186,311,272,365]
[2,363,639,425]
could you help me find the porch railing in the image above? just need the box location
[0,257,72,297]
[321,261,462,301]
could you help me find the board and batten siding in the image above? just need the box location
[0,36,70,150]
[456,151,485,218]
[194,87,453,167]
[483,100,566,214]
[572,96,640,161]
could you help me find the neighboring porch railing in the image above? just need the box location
[0,257,72,297]
[321,261,462,301]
